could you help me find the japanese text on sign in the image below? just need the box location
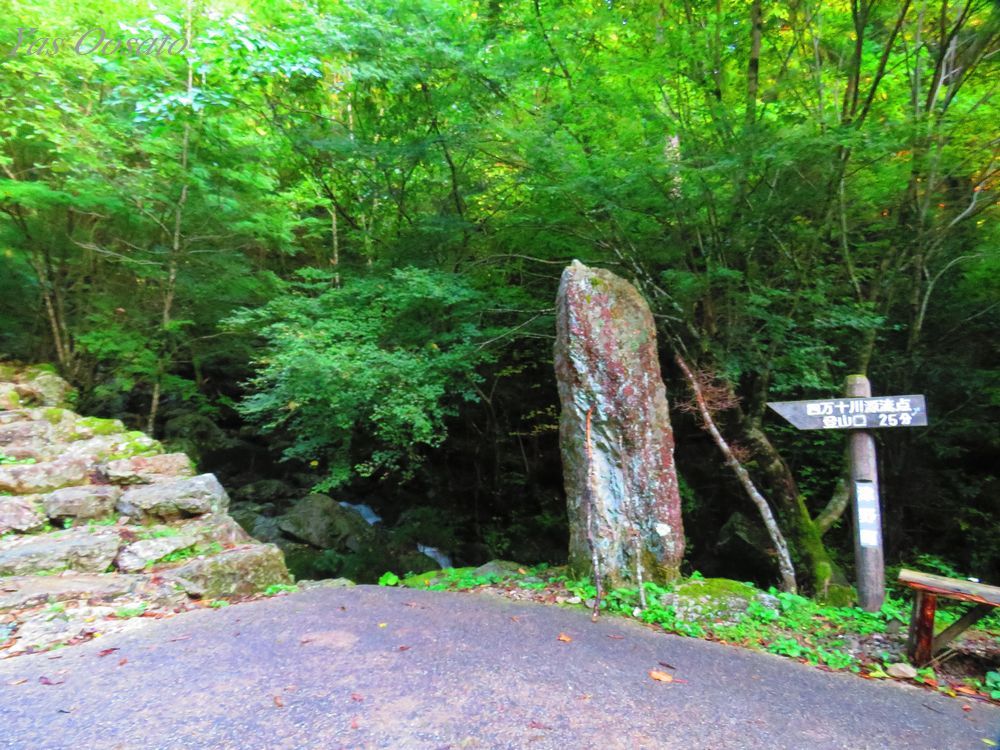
[806,397,916,430]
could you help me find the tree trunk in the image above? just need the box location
[738,417,853,603]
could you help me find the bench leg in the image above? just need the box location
[907,591,937,666]
[932,603,992,656]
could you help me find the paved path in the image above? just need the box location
[1,586,996,749]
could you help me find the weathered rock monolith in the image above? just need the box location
[554,260,684,585]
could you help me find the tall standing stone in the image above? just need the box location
[554,260,684,585]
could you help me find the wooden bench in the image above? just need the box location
[898,568,1000,666]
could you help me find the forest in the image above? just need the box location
[1,0,997,591]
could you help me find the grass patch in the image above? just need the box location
[263,583,298,596]
[114,603,147,619]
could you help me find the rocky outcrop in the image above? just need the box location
[0,363,291,657]
[554,260,685,586]
[165,545,291,597]
[277,493,375,551]
[658,578,779,628]
[117,474,229,521]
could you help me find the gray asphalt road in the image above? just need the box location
[0,585,996,750]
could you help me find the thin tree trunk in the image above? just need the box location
[328,205,340,286]
[816,474,850,536]
[745,0,762,127]
[674,353,797,593]
[147,3,193,435]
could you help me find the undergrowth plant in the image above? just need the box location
[381,564,998,687]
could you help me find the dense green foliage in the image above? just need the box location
[1,0,997,584]
[228,267,496,488]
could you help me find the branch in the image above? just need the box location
[674,352,798,593]
[815,475,850,536]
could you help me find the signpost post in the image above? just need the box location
[768,379,928,612]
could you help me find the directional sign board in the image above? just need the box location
[767,394,927,431]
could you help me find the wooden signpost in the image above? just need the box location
[768,377,928,612]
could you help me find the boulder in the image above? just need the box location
[20,368,75,407]
[705,512,780,583]
[116,474,229,521]
[43,485,121,520]
[554,260,685,585]
[278,494,375,551]
[10,605,119,653]
[177,513,253,546]
[250,515,283,543]
[115,535,197,573]
[886,662,918,680]
[0,573,139,611]
[164,544,291,597]
[0,528,121,576]
[0,419,53,450]
[0,496,45,534]
[473,560,524,578]
[105,453,195,485]
[0,454,91,494]
[658,578,778,627]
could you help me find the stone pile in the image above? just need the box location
[0,363,291,657]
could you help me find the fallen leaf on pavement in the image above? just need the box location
[648,670,674,683]
[606,634,624,640]
[658,661,676,670]
[378,622,387,628]
[528,720,551,729]
[7,678,27,686]
[39,676,64,686]
[118,658,127,666]
[557,633,572,642]
[97,648,119,658]
[397,645,411,651]
[351,693,364,702]
[273,695,284,708]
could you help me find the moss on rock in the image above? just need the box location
[72,416,126,439]
[660,577,777,627]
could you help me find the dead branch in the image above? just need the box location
[674,352,798,593]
